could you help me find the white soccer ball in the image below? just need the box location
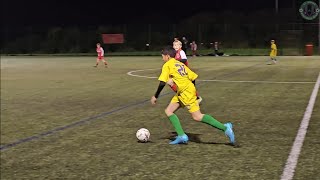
[136,128,150,142]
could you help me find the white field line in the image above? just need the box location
[127,69,158,79]
[127,69,316,84]
[280,72,320,180]
[200,79,315,84]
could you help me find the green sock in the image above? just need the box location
[201,114,227,131]
[168,114,185,136]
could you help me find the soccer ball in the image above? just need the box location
[136,128,150,142]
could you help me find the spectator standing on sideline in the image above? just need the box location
[191,41,198,57]
[214,42,219,56]
[182,37,188,55]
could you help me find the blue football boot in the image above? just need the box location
[169,134,189,145]
[224,122,235,145]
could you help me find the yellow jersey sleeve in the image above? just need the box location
[158,63,170,82]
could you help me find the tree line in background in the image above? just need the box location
[1,8,318,54]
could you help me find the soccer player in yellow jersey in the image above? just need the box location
[170,40,202,104]
[150,46,235,145]
[268,40,277,65]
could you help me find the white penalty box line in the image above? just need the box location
[127,69,316,84]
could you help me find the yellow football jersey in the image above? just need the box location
[158,58,198,92]
[270,44,277,56]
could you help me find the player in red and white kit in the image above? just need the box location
[94,43,108,68]
[173,40,188,67]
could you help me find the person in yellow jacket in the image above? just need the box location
[268,40,277,65]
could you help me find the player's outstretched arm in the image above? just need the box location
[151,81,166,105]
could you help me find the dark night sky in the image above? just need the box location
[1,0,295,26]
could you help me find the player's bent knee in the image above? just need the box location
[165,109,174,117]
[191,113,203,121]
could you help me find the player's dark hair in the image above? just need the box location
[161,46,176,57]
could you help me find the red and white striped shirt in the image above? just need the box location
[175,49,187,60]
[96,47,104,57]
